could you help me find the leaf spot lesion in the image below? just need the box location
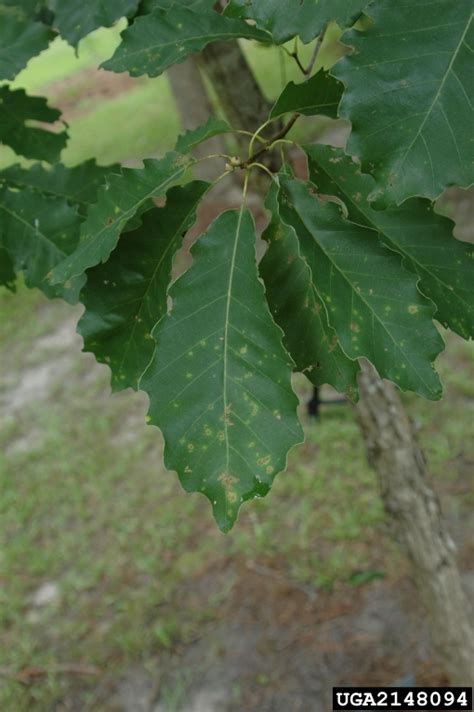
[218,472,239,504]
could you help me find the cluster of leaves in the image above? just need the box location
[0,0,473,531]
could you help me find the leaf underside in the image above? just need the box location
[140,209,303,532]
[78,181,209,391]
[333,0,474,204]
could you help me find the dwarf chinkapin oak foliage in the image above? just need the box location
[0,1,473,531]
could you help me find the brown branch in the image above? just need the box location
[0,664,101,687]
[289,50,306,75]
[240,113,300,169]
[289,25,328,78]
[304,24,328,76]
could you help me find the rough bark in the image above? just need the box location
[356,361,474,685]
[169,39,474,685]
[200,41,283,179]
[200,41,273,142]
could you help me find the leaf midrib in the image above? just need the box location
[222,207,245,474]
[397,12,472,172]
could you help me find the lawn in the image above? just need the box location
[1,279,472,710]
[0,20,473,712]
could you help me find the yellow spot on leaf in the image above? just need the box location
[218,472,239,504]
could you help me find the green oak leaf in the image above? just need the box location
[78,181,208,391]
[175,117,231,155]
[333,0,474,205]
[270,69,343,119]
[278,177,444,400]
[0,186,83,302]
[102,4,270,78]
[224,0,368,44]
[140,209,303,532]
[1,1,44,14]
[260,182,359,398]
[53,0,139,47]
[0,5,54,80]
[0,160,120,215]
[0,247,16,291]
[139,0,211,11]
[49,152,190,285]
[0,86,67,163]
[305,144,474,340]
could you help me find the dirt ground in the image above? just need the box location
[107,569,471,712]
[2,276,472,712]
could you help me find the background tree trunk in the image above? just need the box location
[200,42,274,146]
[168,41,474,685]
[356,361,474,685]
[167,59,227,183]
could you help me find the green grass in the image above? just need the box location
[63,79,180,166]
[1,283,472,710]
[10,24,125,93]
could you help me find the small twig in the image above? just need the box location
[0,663,101,687]
[304,24,328,76]
[289,50,306,75]
[193,152,233,166]
[233,129,266,145]
[240,113,300,168]
[283,27,327,78]
[247,162,276,181]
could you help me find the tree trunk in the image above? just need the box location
[169,40,474,686]
[201,41,274,144]
[167,59,227,183]
[356,361,474,685]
